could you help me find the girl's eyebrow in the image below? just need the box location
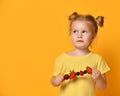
[72,29,78,31]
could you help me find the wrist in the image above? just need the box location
[93,74,102,81]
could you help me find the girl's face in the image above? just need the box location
[70,20,95,49]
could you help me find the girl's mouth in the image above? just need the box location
[77,40,84,42]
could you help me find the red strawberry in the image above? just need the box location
[86,67,92,73]
[80,70,84,76]
[69,71,76,79]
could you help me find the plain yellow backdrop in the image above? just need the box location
[0,0,119,96]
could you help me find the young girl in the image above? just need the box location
[51,12,110,96]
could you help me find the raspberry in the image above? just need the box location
[80,71,84,76]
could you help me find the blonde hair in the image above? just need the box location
[69,12,104,34]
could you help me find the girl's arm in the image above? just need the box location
[95,74,107,90]
[92,68,107,90]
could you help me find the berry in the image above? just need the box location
[69,71,76,79]
[86,67,92,73]
[80,70,84,76]
[64,74,70,80]
[83,70,87,74]
[76,72,80,76]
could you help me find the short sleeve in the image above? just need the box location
[97,56,110,74]
[52,55,64,76]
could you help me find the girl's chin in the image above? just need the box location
[75,46,88,49]
[74,44,89,49]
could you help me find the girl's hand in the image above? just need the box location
[54,74,64,86]
[91,68,102,81]
[91,68,107,90]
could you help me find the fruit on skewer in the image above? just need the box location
[69,71,76,79]
[63,67,92,80]
[86,66,92,73]
[64,74,70,80]
[80,70,84,76]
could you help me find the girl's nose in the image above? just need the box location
[77,33,83,38]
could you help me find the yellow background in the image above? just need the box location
[0,0,119,96]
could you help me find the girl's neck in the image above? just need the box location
[68,48,91,56]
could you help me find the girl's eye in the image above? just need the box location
[73,30,78,33]
[82,30,87,34]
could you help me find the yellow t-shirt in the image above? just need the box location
[52,52,110,96]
